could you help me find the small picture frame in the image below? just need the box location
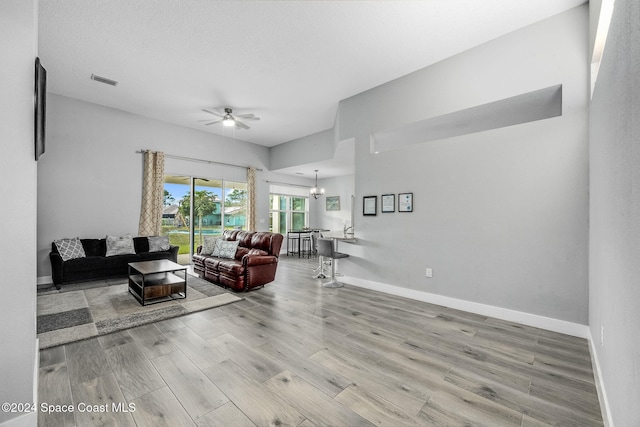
[398,192,413,212]
[363,196,377,216]
[326,196,340,211]
[381,194,395,213]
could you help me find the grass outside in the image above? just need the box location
[163,226,240,255]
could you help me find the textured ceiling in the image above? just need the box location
[38,0,585,155]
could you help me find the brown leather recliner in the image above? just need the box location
[193,230,284,291]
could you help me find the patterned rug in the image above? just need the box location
[37,273,242,349]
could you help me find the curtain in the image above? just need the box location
[138,150,165,236]
[247,167,257,231]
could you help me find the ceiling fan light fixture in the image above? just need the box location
[222,114,235,127]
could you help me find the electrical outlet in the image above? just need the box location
[425,268,433,278]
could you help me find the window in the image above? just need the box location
[224,181,248,231]
[269,194,309,233]
[162,175,247,263]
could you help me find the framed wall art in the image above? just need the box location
[381,194,395,213]
[398,192,413,212]
[34,57,47,161]
[326,196,340,211]
[363,196,377,216]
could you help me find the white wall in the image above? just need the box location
[0,0,38,425]
[311,175,355,231]
[589,0,640,424]
[37,94,292,278]
[270,128,335,171]
[336,5,589,325]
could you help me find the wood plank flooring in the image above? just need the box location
[38,256,603,426]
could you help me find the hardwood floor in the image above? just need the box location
[38,257,603,426]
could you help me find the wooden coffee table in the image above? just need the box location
[128,259,187,306]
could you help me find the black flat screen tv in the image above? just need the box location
[34,57,46,161]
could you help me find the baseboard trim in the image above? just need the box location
[341,275,589,338]
[37,275,52,285]
[587,328,614,427]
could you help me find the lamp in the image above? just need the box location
[310,170,325,199]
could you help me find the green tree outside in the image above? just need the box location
[179,190,218,244]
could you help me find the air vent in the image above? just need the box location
[90,74,118,86]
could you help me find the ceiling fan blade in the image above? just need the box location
[202,108,224,118]
[238,115,260,121]
[204,119,223,125]
[234,120,250,130]
[234,113,256,119]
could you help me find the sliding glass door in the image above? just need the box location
[162,175,246,264]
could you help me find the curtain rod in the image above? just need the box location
[137,149,263,171]
[265,180,311,189]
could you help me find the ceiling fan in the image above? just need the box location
[200,107,260,130]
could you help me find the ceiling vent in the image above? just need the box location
[90,74,118,86]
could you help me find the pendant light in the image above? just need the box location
[310,170,325,199]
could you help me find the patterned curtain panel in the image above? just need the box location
[247,167,257,231]
[138,150,165,236]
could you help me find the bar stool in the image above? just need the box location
[317,238,349,288]
[286,231,300,256]
[311,233,329,278]
[300,232,312,258]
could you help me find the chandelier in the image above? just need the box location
[310,170,325,199]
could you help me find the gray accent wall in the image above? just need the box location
[589,0,640,424]
[336,5,590,324]
[0,0,38,424]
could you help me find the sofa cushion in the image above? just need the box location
[54,237,86,261]
[211,239,223,257]
[248,248,268,256]
[63,256,105,272]
[203,257,221,271]
[235,231,256,248]
[81,239,105,257]
[133,237,149,253]
[138,251,174,262]
[217,259,244,276]
[250,232,274,254]
[217,240,240,259]
[148,236,170,252]
[104,253,140,270]
[201,235,220,255]
[106,235,136,257]
[236,247,250,259]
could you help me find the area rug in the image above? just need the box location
[37,274,242,349]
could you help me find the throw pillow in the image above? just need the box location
[148,236,170,252]
[54,237,86,262]
[211,239,224,257]
[217,240,240,259]
[201,235,220,255]
[105,234,136,257]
